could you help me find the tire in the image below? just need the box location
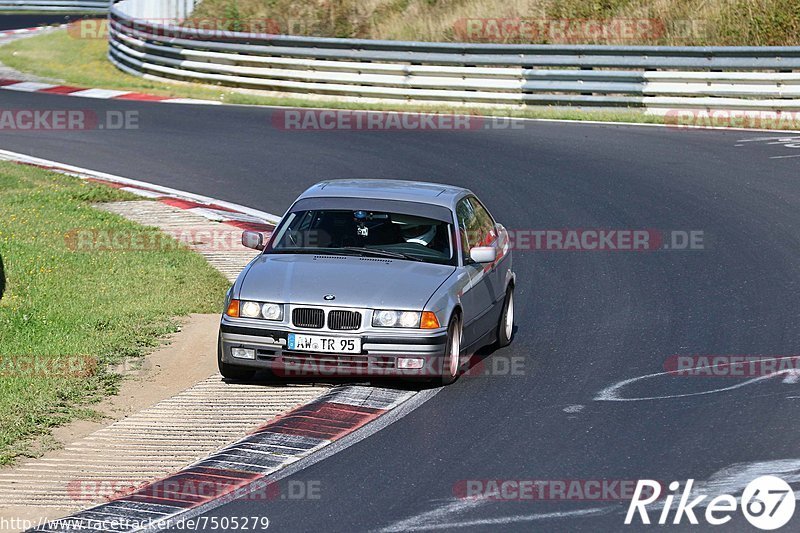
[217,335,255,381]
[439,313,463,386]
[496,285,514,348]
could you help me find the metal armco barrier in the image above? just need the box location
[0,0,111,12]
[108,0,800,112]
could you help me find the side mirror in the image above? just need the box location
[469,246,496,263]
[242,230,264,251]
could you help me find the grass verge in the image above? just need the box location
[0,28,666,126]
[194,0,800,46]
[0,162,230,465]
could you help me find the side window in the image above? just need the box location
[468,197,496,246]
[456,199,476,259]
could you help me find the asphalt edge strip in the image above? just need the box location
[27,386,419,533]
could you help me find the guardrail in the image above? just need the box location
[0,0,110,12]
[108,0,800,112]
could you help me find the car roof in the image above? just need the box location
[297,179,472,208]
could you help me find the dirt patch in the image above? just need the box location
[0,313,219,529]
[52,313,219,446]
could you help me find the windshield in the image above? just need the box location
[267,209,455,265]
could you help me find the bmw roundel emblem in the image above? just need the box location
[323,294,336,301]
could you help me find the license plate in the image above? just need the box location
[287,334,361,354]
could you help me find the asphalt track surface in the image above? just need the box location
[0,14,88,30]
[2,89,800,532]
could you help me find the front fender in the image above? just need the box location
[424,268,469,326]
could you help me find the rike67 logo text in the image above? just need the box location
[626,476,795,530]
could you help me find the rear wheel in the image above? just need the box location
[217,335,255,381]
[496,285,514,348]
[440,313,463,386]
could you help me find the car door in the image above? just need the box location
[456,197,495,348]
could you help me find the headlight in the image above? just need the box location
[261,303,282,320]
[372,310,421,328]
[235,301,283,321]
[399,311,420,328]
[241,301,262,318]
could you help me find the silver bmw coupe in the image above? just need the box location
[218,179,515,385]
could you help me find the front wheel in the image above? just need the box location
[439,314,463,386]
[217,335,255,381]
[496,285,514,348]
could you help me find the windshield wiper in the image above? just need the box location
[339,247,423,262]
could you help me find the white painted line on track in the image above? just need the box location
[3,81,56,91]
[378,497,490,532]
[381,505,613,531]
[161,98,222,105]
[595,360,800,402]
[68,88,133,99]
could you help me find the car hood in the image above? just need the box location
[238,253,456,309]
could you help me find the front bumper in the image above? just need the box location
[219,321,448,379]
